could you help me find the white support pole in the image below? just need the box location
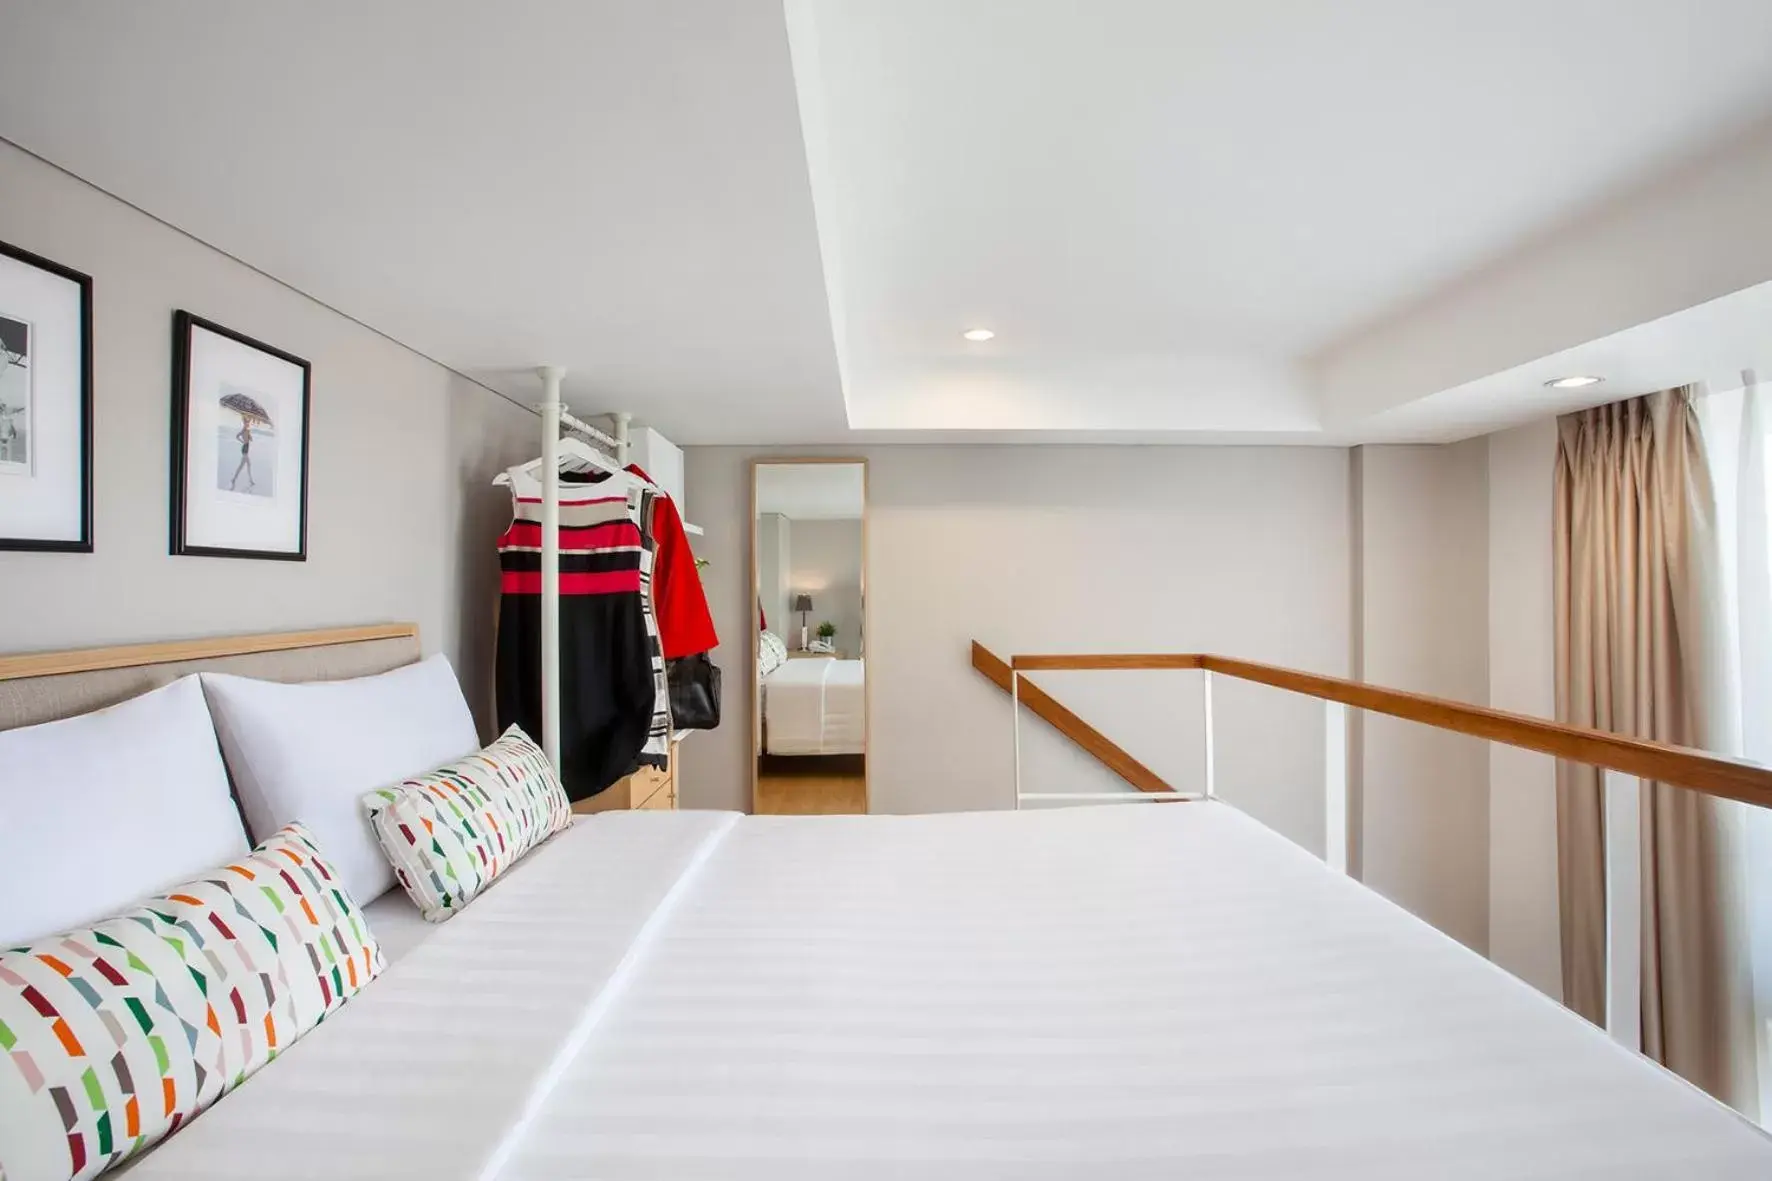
[1603,769,1643,1051]
[1323,700,1349,874]
[1011,668,1024,809]
[1200,669,1216,800]
[613,411,632,466]
[537,365,566,778]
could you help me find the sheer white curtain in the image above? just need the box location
[1696,370,1772,1123]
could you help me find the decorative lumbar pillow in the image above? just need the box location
[200,654,481,906]
[0,676,251,948]
[758,630,788,678]
[363,726,571,922]
[0,823,380,1181]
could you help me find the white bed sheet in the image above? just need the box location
[130,805,1772,1180]
[763,657,865,754]
[126,813,738,1180]
[360,887,437,964]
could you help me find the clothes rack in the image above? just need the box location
[506,367,704,779]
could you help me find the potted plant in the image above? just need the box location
[816,621,837,651]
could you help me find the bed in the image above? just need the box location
[761,656,865,755]
[5,626,1771,1179]
[131,804,1772,1179]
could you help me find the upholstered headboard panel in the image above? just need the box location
[0,624,422,732]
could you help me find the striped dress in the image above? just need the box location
[495,471,670,801]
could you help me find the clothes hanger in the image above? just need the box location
[493,437,641,489]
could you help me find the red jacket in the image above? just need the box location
[630,466,718,658]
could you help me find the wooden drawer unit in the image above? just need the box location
[571,737,681,814]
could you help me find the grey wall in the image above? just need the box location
[685,445,1352,852]
[786,517,862,654]
[0,140,536,735]
[1353,439,1492,953]
[1487,417,1561,996]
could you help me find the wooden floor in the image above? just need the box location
[756,755,866,815]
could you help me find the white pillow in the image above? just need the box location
[200,654,480,904]
[0,675,250,945]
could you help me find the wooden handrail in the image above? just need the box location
[1013,654,1204,671]
[1006,651,1772,810]
[970,643,1177,795]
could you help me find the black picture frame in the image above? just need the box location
[169,310,311,561]
[0,238,94,553]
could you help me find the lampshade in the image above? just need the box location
[793,594,813,613]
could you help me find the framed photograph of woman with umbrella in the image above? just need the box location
[170,310,310,560]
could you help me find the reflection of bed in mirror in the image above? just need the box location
[761,655,866,755]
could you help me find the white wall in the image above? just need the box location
[757,512,790,640]
[786,517,863,654]
[1486,417,1562,998]
[1353,440,1492,953]
[0,140,536,734]
[685,445,1351,850]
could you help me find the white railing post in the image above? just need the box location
[1011,666,1024,810]
[1323,701,1349,874]
[1603,769,1643,1051]
[1201,669,1215,800]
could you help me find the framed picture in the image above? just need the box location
[0,239,93,552]
[170,311,311,560]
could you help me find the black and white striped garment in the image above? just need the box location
[632,481,672,770]
[496,471,669,800]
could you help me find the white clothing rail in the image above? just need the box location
[556,407,625,453]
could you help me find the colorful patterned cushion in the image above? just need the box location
[362,725,571,922]
[0,823,381,1181]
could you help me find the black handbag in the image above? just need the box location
[666,652,722,730]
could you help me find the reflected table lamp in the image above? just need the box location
[794,594,813,649]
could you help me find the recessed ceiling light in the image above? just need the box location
[962,328,995,342]
[1545,375,1604,389]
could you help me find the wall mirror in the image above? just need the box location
[752,459,867,814]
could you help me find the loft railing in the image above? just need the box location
[968,643,1177,795]
[978,644,1772,1053]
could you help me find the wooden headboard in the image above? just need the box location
[0,623,422,732]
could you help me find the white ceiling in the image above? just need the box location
[755,462,865,519]
[1359,278,1772,442]
[4,2,1772,443]
[0,1,844,442]
[787,0,1772,435]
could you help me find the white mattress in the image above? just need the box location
[131,805,1772,1179]
[763,657,865,754]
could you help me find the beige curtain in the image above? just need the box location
[1553,386,1754,1113]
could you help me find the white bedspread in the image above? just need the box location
[133,805,1772,1179]
[763,657,865,754]
[360,887,436,964]
[126,813,737,1180]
